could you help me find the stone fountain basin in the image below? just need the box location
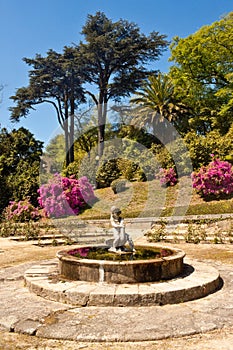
[56,245,185,284]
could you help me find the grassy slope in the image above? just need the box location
[78,177,233,220]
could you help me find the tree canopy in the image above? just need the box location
[169,12,233,135]
[10,12,168,163]
[0,127,43,212]
[74,11,168,156]
[130,73,190,140]
[10,47,85,166]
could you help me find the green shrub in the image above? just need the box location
[96,159,121,188]
[62,161,80,178]
[0,220,41,239]
[111,178,127,194]
[184,129,233,170]
[145,222,166,242]
[0,127,43,212]
[153,141,192,176]
[117,158,146,182]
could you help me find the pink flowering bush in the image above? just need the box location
[38,174,96,218]
[192,157,233,199]
[157,168,178,187]
[3,198,43,222]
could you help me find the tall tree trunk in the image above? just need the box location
[64,119,70,167]
[69,114,74,163]
[98,123,105,157]
[64,101,70,167]
[69,78,75,164]
[97,98,107,158]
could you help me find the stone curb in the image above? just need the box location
[24,258,221,307]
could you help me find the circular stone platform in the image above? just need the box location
[24,258,221,307]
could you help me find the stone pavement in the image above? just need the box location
[0,258,233,341]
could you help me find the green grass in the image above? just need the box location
[78,178,233,220]
[186,201,233,215]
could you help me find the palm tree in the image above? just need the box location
[130,73,188,141]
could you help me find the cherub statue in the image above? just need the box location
[108,206,135,253]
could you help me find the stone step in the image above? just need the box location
[35,239,70,246]
[24,257,221,307]
[34,237,108,246]
[10,234,65,242]
[9,221,233,245]
[164,235,232,243]
[10,230,113,241]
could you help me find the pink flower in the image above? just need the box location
[156,168,178,187]
[37,175,96,218]
[192,158,233,199]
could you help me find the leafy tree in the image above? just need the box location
[76,11,168,157]
[117,124,159,149]
[169,12,233,135]
[0,127,43,212]
[41,134,66,183]
[130,73,190,139]
[10,48,85,166]
[73,104,99,162]
[184,127,233,170]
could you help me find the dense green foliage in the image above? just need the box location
[169,12,233,136]
[0,127,43,212]
[129,12,233,173]
[60,123,160,187]
[130,73,190,138]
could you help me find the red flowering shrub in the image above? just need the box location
[157,168,178,187]
[192,157,233,199]
[38,175,96,218]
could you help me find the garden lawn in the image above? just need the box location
[78,177,233,220]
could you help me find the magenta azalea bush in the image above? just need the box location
[3,198,42,222]
[38,174,96,218]
[157,168,178,187]
[192,157,233,199]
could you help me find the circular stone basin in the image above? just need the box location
[56,245,185,284]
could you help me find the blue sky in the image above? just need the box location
[0,0,232,147]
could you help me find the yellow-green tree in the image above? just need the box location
[170,12,233,135]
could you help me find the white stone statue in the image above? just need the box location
[108,206,135,253]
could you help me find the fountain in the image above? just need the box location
[56,244,185,284]
[56,206,185,283]
[24,207,221,307]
